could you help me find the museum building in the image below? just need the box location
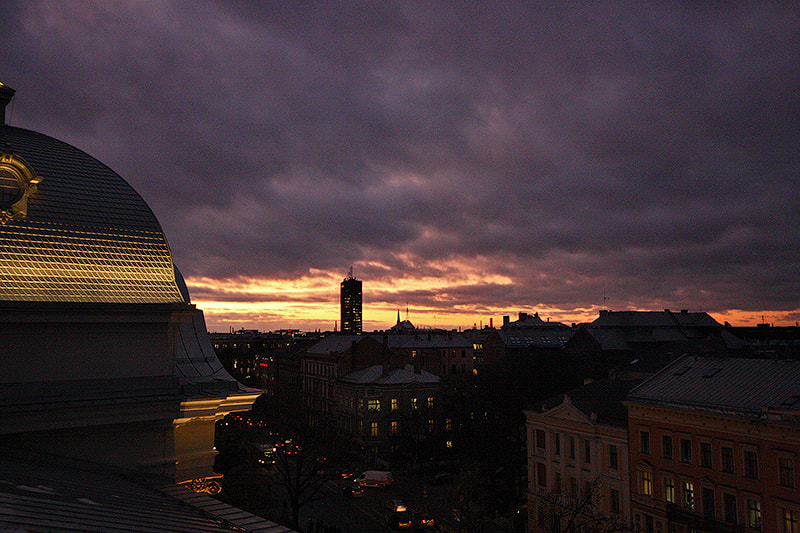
[0,83,289,531]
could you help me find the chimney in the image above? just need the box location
[0,82,15,125]
[503,315,510,326]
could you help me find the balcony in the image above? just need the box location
[666,503,748,533]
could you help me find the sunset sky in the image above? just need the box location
[2,2,798,332]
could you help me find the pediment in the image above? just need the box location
[543,401,593,425]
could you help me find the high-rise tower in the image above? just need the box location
[340,267,362,334]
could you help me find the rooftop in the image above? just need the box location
[0,449,296,533]
[628,355,800,420]
[340,364,440,385]
[0,123,184,304]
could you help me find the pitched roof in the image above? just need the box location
[0,451,296,532]
[590,310,722,328]
[340,364,440,385]
[497,328,574,348]
[305,334,364,357]
[537,379,642,427]
[627,355,800,419]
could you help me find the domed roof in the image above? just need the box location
[0,124,184,304]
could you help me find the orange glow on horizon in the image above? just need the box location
[185,274,800,333]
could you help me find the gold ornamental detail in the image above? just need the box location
[0,152,41,224]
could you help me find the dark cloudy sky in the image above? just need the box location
[2,1,799,331]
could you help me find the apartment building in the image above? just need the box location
[625,355,800,533]
[525,379,640,532]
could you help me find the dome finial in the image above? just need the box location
[0,82,15,125]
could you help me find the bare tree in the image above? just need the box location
[267,407,346,530]
[534,483,629,533]
[451,463,525,533]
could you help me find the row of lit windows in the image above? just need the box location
[638,469,769,529]
[359,417,449,439]
[355,396,435,412]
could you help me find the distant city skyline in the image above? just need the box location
[2,3,798,333]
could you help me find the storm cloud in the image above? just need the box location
[2,1,799,330]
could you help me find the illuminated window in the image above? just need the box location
[446,418,452,431]
[664,476,675,503]
[391,398,398,411]
[683,482,695,510]
[427,397,434,409]
[391,420,399,435]
[446,440,453,448]
[641,471,652,497]
[747,499,761,529]
[411,398,418,410]
[783,509,798,533]
[370,422,378,438]
[367,399,380,411]
[427,419,434,432]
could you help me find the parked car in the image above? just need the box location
[387,511,413,530]
[355,469,392,487]
[384,499,407,513]
[414,511,435,528]
[342,481,364,498]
